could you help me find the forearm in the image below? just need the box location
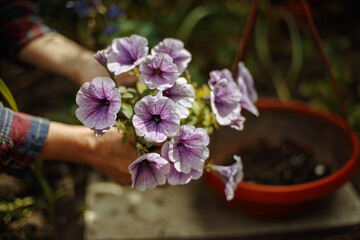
[38,121,96,164]
[16,33,109,86]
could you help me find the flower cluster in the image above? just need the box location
[75,34,258,201]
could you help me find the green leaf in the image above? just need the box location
[121,92,134,99]
[121,103,133,120]
[127,87,137,93]
[118,86,127,94]
[142,89,155,97]
[0,77,18,112]
[136,81,148,95]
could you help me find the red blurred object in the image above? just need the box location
[204,98,359,218]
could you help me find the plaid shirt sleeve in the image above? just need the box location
[0,0,54,59]
[0,103,49,177]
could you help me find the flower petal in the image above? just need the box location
[161,142,203,185]
[237,62,258,102]
[129,153,170,191]
[151,38,192,74]
[160,77,195,118]
[106,34,148,75]
[210,79,242,126]
[209,69,234,89]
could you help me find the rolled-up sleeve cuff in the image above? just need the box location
[0,103,50,177]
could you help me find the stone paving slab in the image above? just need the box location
[85,171,360,239]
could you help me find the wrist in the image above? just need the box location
[39,122,96,164]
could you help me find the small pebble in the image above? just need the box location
[314,163,326,176]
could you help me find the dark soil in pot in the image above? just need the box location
[231,139,333,185]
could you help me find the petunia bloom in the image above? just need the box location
[151,38,192,74]
[237,62,258,103]
[210,79,242,126]
[161,142,203,185]
[75,77,121,136]
[139,53,179,90]
[94,49,107,67]
[129,153,170,191]
[237,76,259,116]
[94,45,111,68]
[168,125,210,174]
[132,95,180,143]
[208,68,234,89]
[210,155,244,201]
[159,77,195,118]
[106,34,148,75]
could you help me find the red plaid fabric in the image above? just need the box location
[0,103,49,177]
[0,0,53,59]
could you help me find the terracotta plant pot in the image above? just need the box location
[204,98,359,218]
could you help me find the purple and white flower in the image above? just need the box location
[75,77,121,136]
[132,95,180,143]
[208,68,234,88]
[139,53,179,90]
[159,77,194,118]
[237,76,259,116]
[237,62,258,103]
[93,48,109,67]
[151,38,192,74]
[210,79,242,126]
[107,34,148,75]
[161,142,203,185]
[210,155,244,201]
[168,125,210,174]
[129,153,170,191]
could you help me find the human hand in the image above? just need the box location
[39,122,138,185]
[86,128,138,185]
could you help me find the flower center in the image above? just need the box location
[151,114,162,124]
[177,141,185,148]
[100,99,111,106]
[153,68,162,76]
[139,159,151,169]
[163,89,170,97]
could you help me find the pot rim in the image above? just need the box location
[206,98,359,204]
